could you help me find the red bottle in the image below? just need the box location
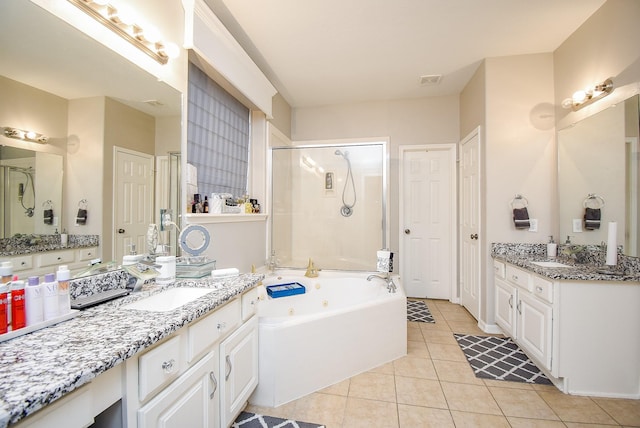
[0,282,8,334]
[11,278,26,330]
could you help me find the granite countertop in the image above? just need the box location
[0,234,99,257]
[0,273,264,427]
[493,254,640,282]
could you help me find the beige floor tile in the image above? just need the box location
[426,342,467,362]
[440,310,477,323]
[507,416,567,427]
[398,404,454,428]
[407,327,425,342]
[537,390,617,425]
[293,392,347,428]
[407,321,421,330]
[450,410,511,427]
[440,381,503,415]
[244,401,298,420]
[592,396,640,426]
[342,397,399,428]
[348,372,396,403]
[482,378,535,390]
[432,359,485,385]
[395,376,448,409]
[407,340,431,358]
[418,318,452,331]
[419,327,458,345]
[563,423,620,428]
[319,378,350,396]
[393,356,438,379]
[489,387,559,420]
[368,361,395,375]
[446,320,485,335]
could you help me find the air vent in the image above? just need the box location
[419,74,442,86]
[143,99,165,107]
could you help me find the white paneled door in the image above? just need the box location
[460,128,481,320]
[114,147,154,264]
[400,145,456,299]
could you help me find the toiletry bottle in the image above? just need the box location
[0,281,8,334]
[25,276,43,326]
[11,278,26,330]
[203,196,209,213]
[42,273,59,321]
[547,236,557,258]
[56,265,71,316]
[60,229,68,248]
[0,261,12,329]
[156,256,176,285]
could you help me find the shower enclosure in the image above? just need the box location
[271,142,387,271]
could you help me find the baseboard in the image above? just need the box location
[478,320,502,335]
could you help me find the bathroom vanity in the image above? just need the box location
[492,250,640,398]
[0,273,262,428]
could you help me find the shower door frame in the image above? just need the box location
[269,138,389,271]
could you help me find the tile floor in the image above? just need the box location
[245,299,640,427]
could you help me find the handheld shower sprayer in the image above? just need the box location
[335,148,356,217]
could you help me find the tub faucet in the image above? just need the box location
[305,258,319,278]
[367,273,397,293]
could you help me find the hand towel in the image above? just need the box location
[376,250,394,273]
[513,207,530,229]
[76,208,87,225]
[43,209,53,225]
[584,207,601,230]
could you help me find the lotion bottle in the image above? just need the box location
[25,276,43,326]
[56,265,71,316]
[11,278,26,330]
[42,273,59,321]
[547,236,557,258]
[0,281,8,334]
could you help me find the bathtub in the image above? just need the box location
[249,270,407,407]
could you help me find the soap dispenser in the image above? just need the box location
[547,236,557,258]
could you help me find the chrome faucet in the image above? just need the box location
[366,273,397,293]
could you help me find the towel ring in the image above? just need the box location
[583,194,605,209]
[509,194,528,209]
[78,199,88,209]
[42,200,53,209]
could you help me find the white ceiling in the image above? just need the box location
[208,0,606,108]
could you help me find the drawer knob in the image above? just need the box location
[512,275,519,281]
[161,359,176,374]
[217,322,227,331]
[536,286,543,292]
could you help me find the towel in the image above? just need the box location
[513,207,530,229]
[43,209,53,225]
[584,207,601,230]
[376,250,394,273]
[76,208,87,225]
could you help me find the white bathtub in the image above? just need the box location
[249,270,407,407]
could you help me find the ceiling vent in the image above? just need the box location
[419,74,443,86]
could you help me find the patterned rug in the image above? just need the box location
[407,299,435,323]
[454,334,552,384]
[232,411,325,428]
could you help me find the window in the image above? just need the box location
[187,62,250,199]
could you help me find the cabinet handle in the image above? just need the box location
[512,275,519,282]
[161,359,176,374]
[535,286,543,293]
[225,355,232,381]
[508,295,513,308]
[209,371,218,399]
[217,322,227,331]
[516,301,522,315]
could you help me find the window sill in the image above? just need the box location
[184,213,268,224]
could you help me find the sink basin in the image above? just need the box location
[122,287,213,312]
[530,261,573,268]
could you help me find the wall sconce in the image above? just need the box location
[562,78,614,111]
[2,127,48,144]
[67,0,180,65]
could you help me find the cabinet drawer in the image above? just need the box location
[78,247,99,261]
[506,265,530,291]
[241,287,258,321]
[531,275,553,304]
[493,260,506,279]
[37,250,75,268]
[138,335,182,401]
[11,255,33,272]
[188,299,241,363]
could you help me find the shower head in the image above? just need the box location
[335,149,348,159]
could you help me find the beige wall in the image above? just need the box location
[269,93,292,139]
[292,95,460,256]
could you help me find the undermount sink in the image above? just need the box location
[530,261,573,268]
[122,287,213,312]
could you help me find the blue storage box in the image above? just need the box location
[266,282,306,298]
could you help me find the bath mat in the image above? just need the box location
[232,411,325,428]
[454,334,552,385]
[407,299,435,323]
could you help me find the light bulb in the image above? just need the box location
[572,90,587,104]
[25,131,37,140]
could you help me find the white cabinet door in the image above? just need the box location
[219,316,258,428]
[138,351,219,428]
[517,291,553,370]
[495,278,517,338]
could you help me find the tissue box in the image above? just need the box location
[266,282,306,298]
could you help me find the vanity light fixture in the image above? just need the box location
[2,127,48,144]
[561,78,614,111]
[67,0,180,65]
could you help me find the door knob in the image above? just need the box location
[404,229,411,235]
[118,228,125,234]
[470,233,478,240]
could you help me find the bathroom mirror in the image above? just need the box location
[0,1,182,258]
[558,94,640,257]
